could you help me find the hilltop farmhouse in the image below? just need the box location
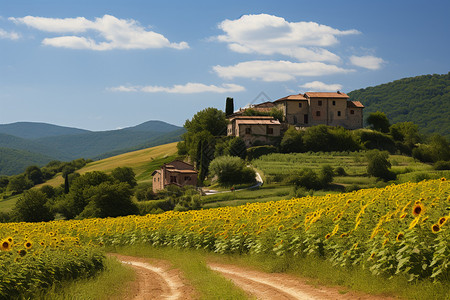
[227,91,364,147]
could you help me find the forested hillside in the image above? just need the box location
[0,147,55,175]
[0,121,184,175]
[348,72,450,139]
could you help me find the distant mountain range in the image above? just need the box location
[348,72,450,139]
[0,120,184,175]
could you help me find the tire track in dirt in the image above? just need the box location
[111,254,194,300]
[208,263,396,300]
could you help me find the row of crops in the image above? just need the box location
[1,179,449,297]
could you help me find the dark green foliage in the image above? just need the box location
[334,167,347,176]
[280,127,303,153]
[434,161,450,170]
[111,167,137,187]
[319,165,334,186]
[40,185,56,199]
[135,183,157,201]
[78,182,137,218]
[0,176,9,188]
[7,174,33,195]
[286,168,321,190]
[302,125,333,151]
[224,137,247,159]
[225,97,234,117]
[13,190,54,222]
[366,150,396,181]
[413,135,450,163]
[25,165,44,185]
[242,107,284,122]
[209,156,256,186]
[348,72,450,139]
[247,145,278,160]
[155,185,202,211]
[366,111,390,133]
[0,211,11,223]
[356,129,396,153]
[183,107,228,138]
[0,147,54,176]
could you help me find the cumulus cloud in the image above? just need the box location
[213,60,354,82]
[300,81,343,91]
[9,15,189,50]
[0,28,20,40]
[349,55,385,70]
[109,82,245,94]
[216,14,359,62]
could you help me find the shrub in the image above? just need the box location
[357,130,396,153]
[247,145,277,160]
[434,160,450,170]
[334,166,347,176]
[209,156,256,186]
[280,127,303,153]
[366,150,396,181]
[13,190,54,222]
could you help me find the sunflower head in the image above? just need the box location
[396,232,404,242]
[18,249,27,257]
[1,240,11,251]
[431,224,440,233]
[412,203,424,217]
[325,233,331,240]
[24,241,32,249]
[439,217,448,226]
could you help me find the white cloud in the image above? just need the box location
[9,15,189,50]
[0,28,20,40]
[216,14,359,62]
[300,81,343,91]
[109,82,245,94]
[213,60,354,82]
[349,55,385,70]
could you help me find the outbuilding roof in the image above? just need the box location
[347,101,365,108]
[305,92,349,99]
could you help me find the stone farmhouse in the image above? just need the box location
[227,91,364,147]
[152,160,197,193]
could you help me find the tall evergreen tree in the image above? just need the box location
[225,97,234,117]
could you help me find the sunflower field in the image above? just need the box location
[1,179,449,298]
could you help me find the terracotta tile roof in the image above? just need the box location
[347,101,365,108]
[253,101,275,108]
[305,92,349,99]
[273,94,307,102]
[229,115,275,120]
[235,118,281,125]
[166,169,197,174]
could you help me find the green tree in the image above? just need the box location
[319,165,334,186]
[366,150,396,181]
[367,111,390,133]
[13,190,54,222]
[78,182,137,218]
[280,127,304,153]
[25,165,44,185]
[225,97,234,117]
[111,167,137,187]
[303,125,333,152]
[7,175,33,195]
[224,137,247,159]
[209,156,255,186]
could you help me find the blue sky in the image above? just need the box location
[0,0,449,131]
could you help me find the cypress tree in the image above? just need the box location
[225,97,234,117]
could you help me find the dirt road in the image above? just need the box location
[112,254,396,300]
[208,262,396,300]
[111,254,195,300]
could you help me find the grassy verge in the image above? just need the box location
[38,256,135,300]
[109,245,248,300]
[209,253,450,300]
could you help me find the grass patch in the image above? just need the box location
[39,256,135,300]
[209,253,450,300]
[109,245,248,300]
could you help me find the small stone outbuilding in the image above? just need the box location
[152,160,197,193]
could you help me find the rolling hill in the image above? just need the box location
[0,147,55,176]
[0,120,184,175]
[348,72,450,139]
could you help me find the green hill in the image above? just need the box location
[0,120,184,175]
[0,122,91,139]
[348,72,450,139]
[0,147,55,175]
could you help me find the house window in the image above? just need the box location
[318,100,322,106]
[350,110,355,115]
[332,100,336,106]
[245,127,251,134]
[316,111,321,117]
[267,127,274,135]
[184,176,191,181]
[298,103,302,108]
[337,111,341,117]
[170,176,177,183]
